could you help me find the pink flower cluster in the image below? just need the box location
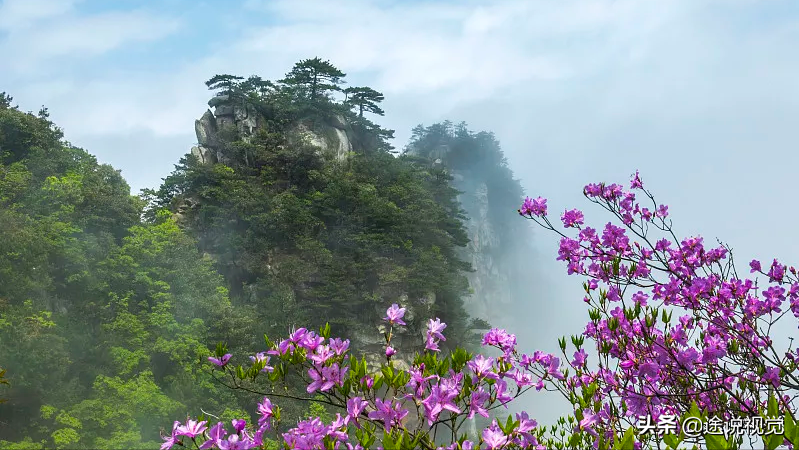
[167,170,799,450]
[166,302,567,449]
[518,170,799,448]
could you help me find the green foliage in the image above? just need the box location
[405,121,526,219]
[0,58,524,447]
[280,57,346,103]
[0,437,45,450]
[147,62,488,425]
[308,395,333,424]
[205,74,245,96]
[404,121,533,335]
[0,104,249,447]
[614,427,635,450]
[344,86,386,117]
[0,92,14,109]
[156,64,477,348]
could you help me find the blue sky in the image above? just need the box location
[3,0,799,423]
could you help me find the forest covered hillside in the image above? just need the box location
[0,58,531,449]
[404,122,537,333]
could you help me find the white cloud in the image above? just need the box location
[2,0,698,141]
[0,2,181,76]
[210,0,698,119]
[0,0,81,31]
[75,0,673,138]
[4,0,799,426]
[7,0,796,183]
[23,10,179,58]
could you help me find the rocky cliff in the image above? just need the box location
[187,105,531,339]
[404,123,534,333]
[184,94,437,372]
[191,93,355,165]
[453,173,515,325]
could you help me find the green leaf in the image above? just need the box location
[373,375,384,391]
[763,433,782,450]
[382,432,396,450]
[567,433,581,448]
[381,365,394,384]
[704,432,729,450]
[613,427,635,450]
[663,433,680,449]
[583,382,597,402]
[686,401,702,419]
[505,414,515,434]
[785,414,799,445]
[767,392,779,417]
[320,322,331,339]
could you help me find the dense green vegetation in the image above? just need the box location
[147,58,479,348]
[405,121,530,260]
[404,121,534,335]
[0,93,254,449]
[0,58,527,448]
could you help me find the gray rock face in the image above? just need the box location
[329,114,348,130]
[389,142,525,331]
[190,96,355,167]
[295,124,328,151]
[214,104,234,117]
[458,180,513,326]
[191,145,216,164]
[208,94,229,108]
[234,104,258,139]
[344,290,438,374]
[195,110,217,147]
[332,128,353,161]
[293,123,353,163]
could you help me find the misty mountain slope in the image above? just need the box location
[0,59,540,448]
[404,121,541,338]
[146,60,484,363]
[0,93,252,449]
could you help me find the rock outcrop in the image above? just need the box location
[185,96,419,368]
[191,110,219,164]
[405,142,531,333]
[456,176,514,325]
[292,115,353,162]
[189,94,355,166]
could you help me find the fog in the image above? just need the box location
[3,0,799,435]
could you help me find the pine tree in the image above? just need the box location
[239,75,275,98]
[0,92,14,109]
[344,87,385,117]
[280,57,346,102]
[205,74,245,97]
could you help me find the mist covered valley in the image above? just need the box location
[3,2,799,449]
[0,58,562,448]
